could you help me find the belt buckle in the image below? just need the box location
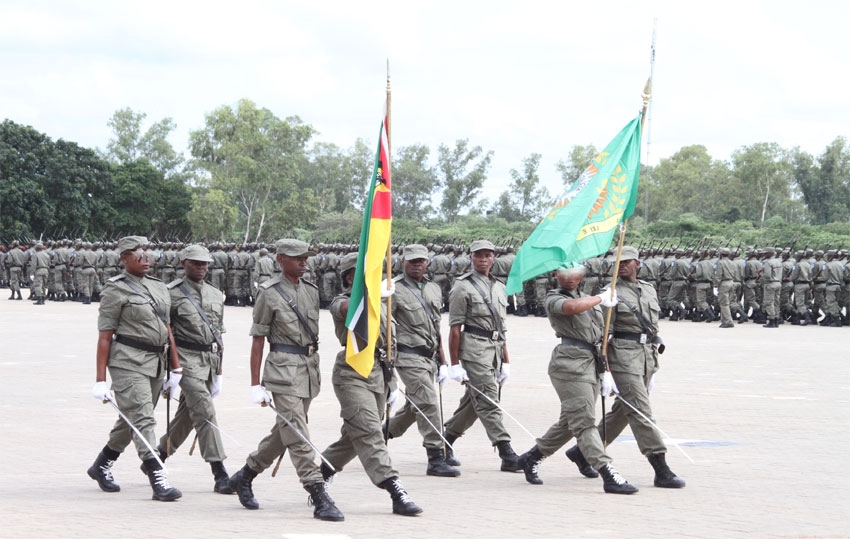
[491,330,500,341]
[161,344,169,354]
[307,344,316,355]
[639,334,648,344]
[211,342,219,354]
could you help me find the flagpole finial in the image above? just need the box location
[642,77,652,109]
[386,59,391,92]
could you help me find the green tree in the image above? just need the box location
[189,99,315,243]
[795,138,850,224]
[188,188,239,241]
[731,142,800,225]
[436,139,493,222]
[392,143,437,220]
[492,153,550,222]
[105,108,185,181]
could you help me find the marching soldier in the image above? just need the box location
[442,239,521,473]
[320,252,423,516]
[385,244,459,477]
[516,265,637,494]
[87,235,183,501]
[6,240,25,300]
[228,239,343,521]
[152,244,233,494]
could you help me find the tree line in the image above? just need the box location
[1,99,849,247]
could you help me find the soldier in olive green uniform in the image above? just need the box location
[761,247,783,328]
[229,239,343,521]
[789,251,813,325]
[385,244,458,477]
[87,236,183,502]
[822,250,846,327]
[715,248,737,328]
[6,241,25,300]
[443,239,521,472]
[152,244,233,494]
[79,242,99,304]
[516,265,637,494]
[31,243,50,305]
[570,246,685,489]
[320,253,423,516]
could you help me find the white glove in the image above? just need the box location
[92,381,112,401]
[600,371,619,397]
[436,364,449,389]
[596,290,619,308]
[211,375,222,398]
[712,287,719,296]
[449,364,469,383]
[380,278,396,298]
[162,372,182,399]
[250,384,272,405]
[497,363,511,385]
[387,389,403,409]
[647,374,656,395]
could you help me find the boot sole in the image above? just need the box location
[604,486,639,494]
[152,492,182,501]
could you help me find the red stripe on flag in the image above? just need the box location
[372,188,392,219]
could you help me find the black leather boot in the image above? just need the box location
[87,446,121,492]
[426,448,460,477]
[598,464,639,494]
[518,446,545,485]
[496,440,522,472]
[305,481,345,521]
[143,458,182,501]
[229,465,259,509]
[647,453,686,488]
[565,444,599,478]
[801,312,813,326]
[515,304,528,317]
[668,307,679,321]
[443,431,460,466]
[211,461,234,494]
[379,476,422,516]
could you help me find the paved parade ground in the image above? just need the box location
[1,299,848,538]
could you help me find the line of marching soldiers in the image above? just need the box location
[5,238,848,327]
[503,246,849,329]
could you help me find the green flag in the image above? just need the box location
[506,113,643,295]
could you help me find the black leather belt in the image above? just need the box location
[175,339,217,353]
[559,336,597,354]
[397,344,435,358]
[463,324,502,341]
[693,279,710,284]
[114,334,167,354]
[270,342,317,355]
[83,266,93,269]
[793,280,811,285]
[259,273,271,277]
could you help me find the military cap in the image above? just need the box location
[181,244,213,263]
[339,252,358,274]
[275,238,316,257]
[826,249,837,257]
[403,244,429,261]
[718,247,730,256]
[117,236,147,254]
[815,250,824,256]
[259,247,269,256]
[469,239,496,253]
[619,246,640,261]
[795,250,804,257]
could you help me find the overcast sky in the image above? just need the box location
[2,0,848,202]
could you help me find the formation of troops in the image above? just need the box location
[1,235,846,520]
[3,239,848,328]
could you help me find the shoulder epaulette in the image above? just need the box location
[145,275,162,282]
[260,276,280,290]
[166,278,184,289]
[392,274,405,283]
[108,274,126,283]
[456,272,472,280]
[300,277,318,289]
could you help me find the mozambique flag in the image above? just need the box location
[345,112,392,377]
[506,113,643,295]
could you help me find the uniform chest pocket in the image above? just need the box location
[125,296,155,322]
